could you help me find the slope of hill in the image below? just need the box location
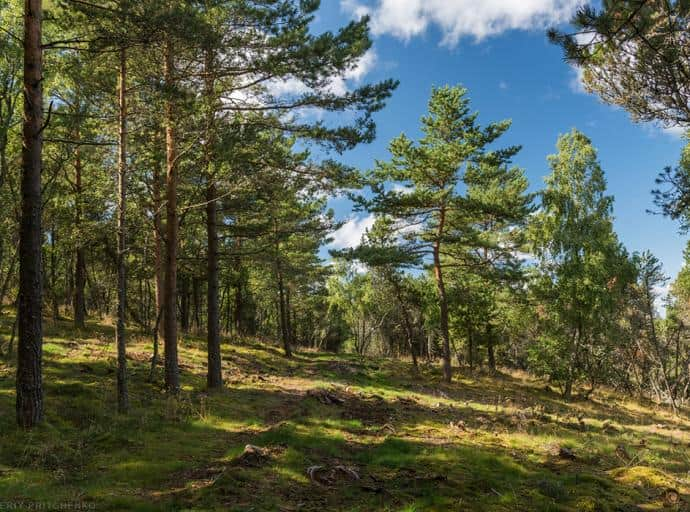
[0,318,688,511]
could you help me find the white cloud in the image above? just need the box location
[268,49,378,98]
[330,214,376,249]
[641,122,687,139]
[391,183,414,195]
[569,65,586,94]
[341,0,583,45]
[268,78,311,97]
[654,283,671,318]
[499,80,509,90]
[662,125,686,138]
[345,49,378,82]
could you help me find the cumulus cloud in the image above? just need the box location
[329,214,376,249]
[341,0,583,45]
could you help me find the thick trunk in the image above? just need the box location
[17,0,44,428]
[116,47,129,413]
[433,208,451,382]
[163,37,179,393]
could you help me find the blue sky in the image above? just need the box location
[305,1,687,283]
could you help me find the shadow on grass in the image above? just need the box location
[0,318,687,511]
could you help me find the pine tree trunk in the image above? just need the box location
[153,164,164,336]
[163,37,179,393]
[192,277,200,332]
[180,274,190,333]
[276,260,292,358]
[433,208,451,382]
[203,45,222,388]
[116,46,129,413]
[206,182,222,388]
[233,240,243,335]
[17,0,44,428]
[487,325,496,372]
[50,225,58,321]
[73,121,86,329]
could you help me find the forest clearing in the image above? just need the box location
[0,316,688,511]
[2,0,690,510]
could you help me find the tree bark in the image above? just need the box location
[153,164,164,337]
[179,274,190,333]
[49,225,58,321]
[204,46,222,388]
[233,239,243,335]
[433,207,451,382]
[163,37,179,393]
[192,276,201,332]
[116,46,129,413]
[17,0,44,428]
[206,181,222,388]
[276,256,292,358]
[73,121,86,329]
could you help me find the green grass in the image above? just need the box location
[0,315,689,511]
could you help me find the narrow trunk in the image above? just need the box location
[433,208,451,382]
[233,240,243,334]
[17,0,44,428]
[163,37,179,393]
[276,259,292,358]
[192,276,201,332]
[204,45,222,389]
[392,279,418,370]
[285,285,294,346]
[116,46,129,413]
[563,326,580,400]
[467,320,474,369]
[153,164,164,336]
[73,122,86,329]
[49,226,58,320]
[487,325,496,372]
[179,275,190,333]
[206,182,222,388]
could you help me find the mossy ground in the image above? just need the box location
[0,316,688,511]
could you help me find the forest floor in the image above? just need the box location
[0,317,689,511]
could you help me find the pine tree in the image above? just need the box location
[362,85,520,382]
